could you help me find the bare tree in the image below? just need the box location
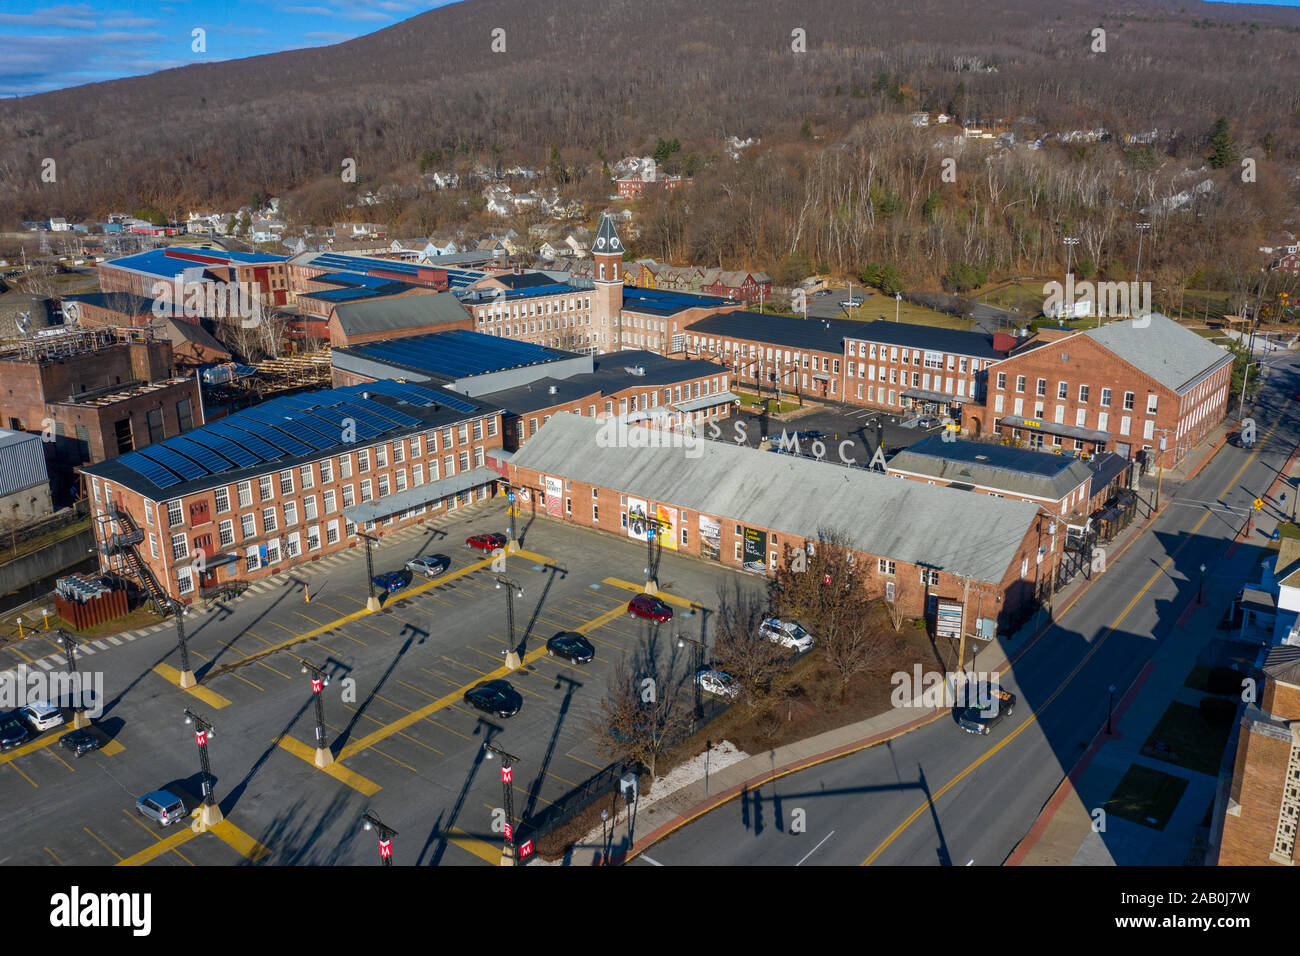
[770,528,888,694]
[711,580,790,712]
[592,651,692,779]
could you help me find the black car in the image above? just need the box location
[547,631,595,664]
[797,429,825,442]
[956,685,1017,736]
[463,680,522,718]
[0,712,32,751]
[58,728,101,757]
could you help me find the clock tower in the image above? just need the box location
[592,211,624,352]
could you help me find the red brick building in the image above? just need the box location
[701,270,773,308]
[82,381,506,603]
[97,248,289,317]
[1216,645,1300,866]
[970,315,1233,462]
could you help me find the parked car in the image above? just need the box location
[696,668,740,700]
[627,594,673,624]
[917,416,936,428]
[372,569,413,594]
[0,712,31,750]
[58,728,100,757]
[813,289,832,296]
[796,429,825,442]
[19,701,65,732]
[136,790,188,827]
[463,680,522,718]
[759,617,816,652]
[840,297,863,308]
[406,554,451,578]
[547,631,595,664]
[956,684,1017,736]
[466,532,508,552]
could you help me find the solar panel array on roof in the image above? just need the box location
[349,329,564,380]
[205,422,284,460]
[179,432,263,467]
[302,403,382,440]
[224,417,313,456]
[334,392,422,427]
[165,437,234,473]
[117,450,182,488]
[135,444,206,481]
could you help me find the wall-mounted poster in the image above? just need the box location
[544,476,563,517]
[627,497,649,539]
[742,527,767,573]
[935,600,963,640]
[699,516,722,561]
[656,504,678,550]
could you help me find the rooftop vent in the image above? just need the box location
[974,455,989,461]
[548,385,558,395]
[625,366,645,376]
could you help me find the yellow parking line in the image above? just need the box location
[369,747,420,772]
[100,739,125,756]
[566,752,605,771]
[122,807,168,840]
[275,736,381,795]
[445,826,503,865]
[43,846,63,865]
[208,820,271,863]
[0,730,63,765]
[602,577,703,610]
[115,826,196,866]
[172,848,195,865]
[6,761,37,788]
[152,664,232,708]
[84,826,123,861]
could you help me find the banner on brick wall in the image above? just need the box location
[544,476,563,517]
[699,516,721,562]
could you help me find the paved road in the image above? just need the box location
[634,352,1300,865]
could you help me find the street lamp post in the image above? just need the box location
[600,809,610,865]
[895,292,901,323]
[298,657,333,767]
[1238,361,1259,421]
[168,598,196,689]
[496,575,525,669]
[1198,563,1207,606]
[183,708,223,828]
[1063,236,1080,277]
[643,516,666,594]
[56,629,91,729]
[359,531,380,611]
[505,486,519,553]
[1106,684,1117,736]
[484,741,527,866]
[361,811,397,866]
[676,633,706,724]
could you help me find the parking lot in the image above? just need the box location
[0,497,763,865]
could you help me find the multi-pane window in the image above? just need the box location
[459,451,470,473]
[395,471,407,493]
[340,455,353,479]
[358,450,371,473]
[262,507,277,533]
[996,372,1006,390]
[304,497,318,521]
[326,521,340,545]
[279,470,294,496]
[148,533,159,559]
[283,501,298,527]
[307,526,321,551]
[1146,394,1158,414]
[393,441,405,464]
[342,485,356,508]
[214,487,230,514]
[1123,391,1135,410]
[473,420,484,441]
[375,445,388,468]
[259,475,273,501]
[1037,378,1047,397]
[241,514,255,539]
[218,519,235,547]
[411,435,422,457]
[166,499,183,527]
[1100,388,1111,407]
[412,464,424,486]
[170,533,188,561]
[378,475,390,497]
[300,464,314,489]
[319,458,334,484]
[877,559,895,576]
[1016,375,1026,393]
[442,427,453,448]
[458,423,469,445]
[474,447,485,468]
[487,418,498,437]
[1078,385,1090,404]
[361,479,373,502]
[177,567,194,596]
[444,455,454,477]
[323,489,336,513]
[238,480,252,508]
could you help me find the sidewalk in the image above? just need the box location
[1009,425,1298,866]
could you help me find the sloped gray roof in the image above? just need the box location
[332,292,468,336]
[593,213,624,257]
[1084,313,1231,393]
[888,447,1092,501]
[512,413,1040,584]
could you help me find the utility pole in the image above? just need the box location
[505,485,519,553]
[484,741,529,866]
[1063,236,1079,278]
[296,656,333,767]
[955,576,971,705]
[183,709,223,828]
[359,531,380,611]
[676,633,706,725]
[1135,222,1151,286]
[496,575,525,669]
[168,598,196,688]
[361,811,397,866]
[56,629,90,729]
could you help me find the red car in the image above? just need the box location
[465,532,507,552]
[627,594,673,624]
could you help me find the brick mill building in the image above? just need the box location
[81,381,506,604]
[506,412,1062,635]
[968,314,1233,463]
[97,247,290,317]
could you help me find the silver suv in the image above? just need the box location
[136,790,187,827]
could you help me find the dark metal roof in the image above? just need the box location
[621,287,740,316]
[342,328,573,380]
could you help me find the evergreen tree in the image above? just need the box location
[1207,117,1237,169]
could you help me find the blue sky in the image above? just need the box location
[0,1,454,97]
[0,0,1296,98]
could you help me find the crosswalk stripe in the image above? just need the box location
[36,658,55,670]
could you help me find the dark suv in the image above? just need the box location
[956,685,1017,736]
[627,594,673,624]
[0,711,31,751]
